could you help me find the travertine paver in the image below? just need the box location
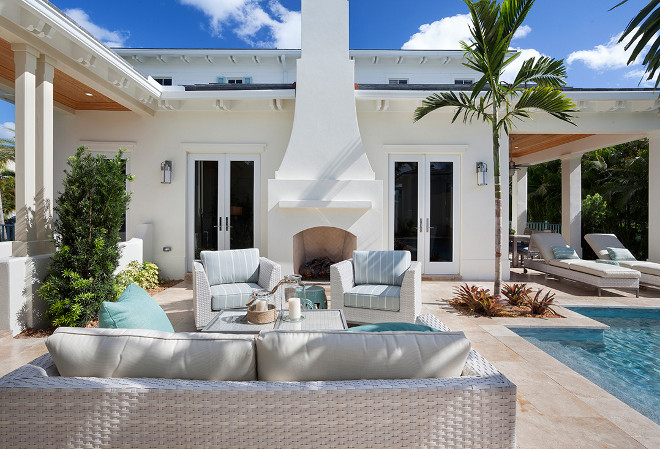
[2,269,660,448]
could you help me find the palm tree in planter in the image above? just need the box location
[414,0,575,298]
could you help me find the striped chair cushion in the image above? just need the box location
[344,284,401,312]
[201,249,260,286]
[606,247,636,261]
[353,251,411,286]
[211,283,262,311]
[551,246,579,260]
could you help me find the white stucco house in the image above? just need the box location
[0,0,658,334]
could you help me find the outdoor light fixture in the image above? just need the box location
[476,162,488,186]
[161,160,172,184]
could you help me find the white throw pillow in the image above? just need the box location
[46,327,257,381]
[256,330,471,382]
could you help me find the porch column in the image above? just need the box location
[649,133,660,261]
[35,55,55,242]
[561,154,582,256]
[511,167,528,234]
[12,44,39,247]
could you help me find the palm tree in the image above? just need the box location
[0,126,15,226]
[611,0,660,89]
[414,0,575,298]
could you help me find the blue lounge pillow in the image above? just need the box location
[347,322,440,333]
[551,246,579,260]
[606,247,636,261]
[596,259,620,266]
[98,283,174,332]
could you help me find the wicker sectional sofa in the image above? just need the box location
[0,315,516,448]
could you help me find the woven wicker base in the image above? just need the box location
[247,304,277,324]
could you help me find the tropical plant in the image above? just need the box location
[502,282,532,306]
[526,288,555,315]
[116,261,160,292]
[453,283,505,316]
[611,0,660,89]
[0,126,15,224]
[414,0,575,299]
[38,147,133,327]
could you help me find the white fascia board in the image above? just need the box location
[356,90,438,100]
[161,90,296,100]
[19,0,161,99]
[565,90,659,101]
[350,49,462,58]
[115,48,302,59]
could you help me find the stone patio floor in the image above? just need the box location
[2,268,660,448]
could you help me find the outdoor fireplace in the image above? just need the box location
[293,227,357,280]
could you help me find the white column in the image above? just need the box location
[649,133,660,262]
[561,155,582,256]
[35,55,55,242]
[12,44,39,246]
[511,167,528,234]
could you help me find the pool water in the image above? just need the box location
[511,307,660,424]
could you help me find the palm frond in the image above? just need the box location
[510,56,568,89]
[414,91,491,125]
[500,87,576,132]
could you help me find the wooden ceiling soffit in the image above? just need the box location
[509,134,595,158]
[0,37,128,111]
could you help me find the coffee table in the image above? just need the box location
[202,309,347,334]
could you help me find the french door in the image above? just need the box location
[389,155,460,274]
[187,154,260,268]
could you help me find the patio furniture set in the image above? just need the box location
[0,248,517,447]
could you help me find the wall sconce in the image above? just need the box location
[476,162,488,186]
[161,160,172,184]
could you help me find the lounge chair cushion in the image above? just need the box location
[552,246,579,259]
[549,259,640,278]
[344,284,401,311]
[596,259,620,266]
[256,330,471,381]
[606,247,636,261]
[211,282,262,310]
[347,322,440,333]
[98,283,174,333]
[618,261,660,277]
[584,234,625,259]
[201,249,260,286]
[530,233,571,261]
[46,327,257,381]
[353,250,411,286]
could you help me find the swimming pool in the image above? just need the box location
[511,307,660,425]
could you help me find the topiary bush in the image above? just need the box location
[39,147,132,327]
[116,261,159,292]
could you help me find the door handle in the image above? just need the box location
[419,218,423,233]
[427,218,430,232]
[226,216,229,229]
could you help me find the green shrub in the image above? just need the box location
[39,147,132,327]
[116,261,159,292]
[453,283,505,317]
[502,282,532,306]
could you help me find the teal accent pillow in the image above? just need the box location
[347,322,439,333]
[98,283,174,332]
[596,259,620,266]
[606,247,636,261]
[551,246,579,260]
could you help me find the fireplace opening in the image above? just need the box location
[293,227,357,281]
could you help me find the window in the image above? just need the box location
[227,78,243,84]
[389,79,408,85]
[454,79,473,85]
[217,76,253,84]
[153,77,173,86]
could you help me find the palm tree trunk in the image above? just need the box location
[492,104,502,299]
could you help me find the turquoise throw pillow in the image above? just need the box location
[347,322,439,333]
[551,246,579,260]
[596,259,620,266]
[98,283,174,332]
[606,247,636,261]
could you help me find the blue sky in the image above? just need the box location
[0,0,654,138]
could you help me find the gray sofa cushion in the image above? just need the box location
[211,282,262,310]
[256,330,471,382]
[46,327,257,381]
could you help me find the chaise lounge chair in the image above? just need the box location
[524,233,640,297]
[585,233,660,289]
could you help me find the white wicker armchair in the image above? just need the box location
[331,252,422,324]
[193,253,281,330]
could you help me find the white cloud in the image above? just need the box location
[502,48,546,83]
[402,13,471,50]
[513,25,531,40]
[180,0,301,48]
[0,122,14,140]
[566,29,649,71]
[625,68,655,87]
[64,8,129,47]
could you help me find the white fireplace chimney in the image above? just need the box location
[275,0,374,180]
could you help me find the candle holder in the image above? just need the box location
[282,274,306,322]
[246,290,277,324]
